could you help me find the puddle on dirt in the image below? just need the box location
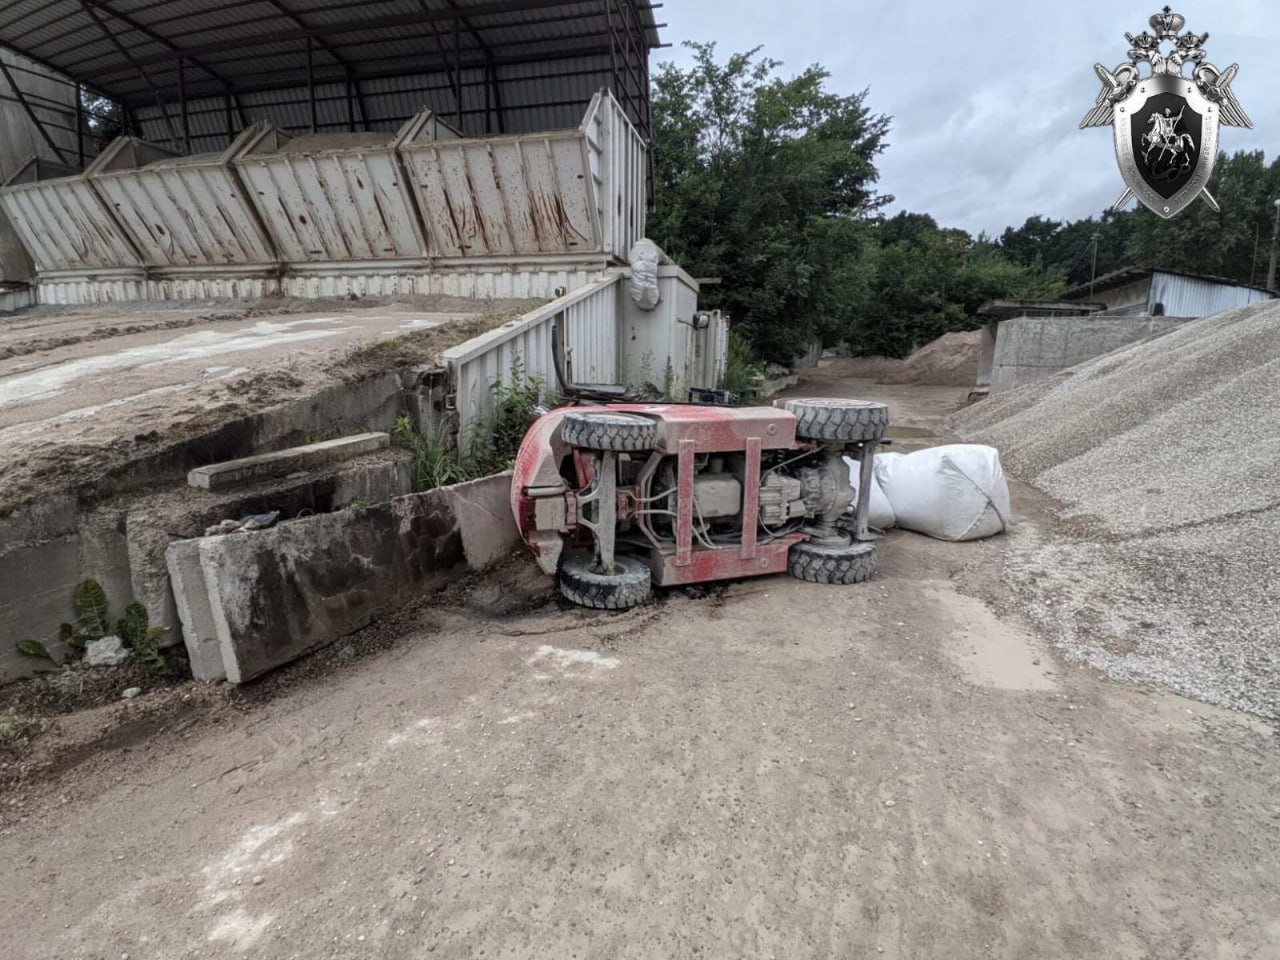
[924,584,1057,691]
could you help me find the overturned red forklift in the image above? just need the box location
[510,325,890,609]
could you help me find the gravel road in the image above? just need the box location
[2,378,1277,959]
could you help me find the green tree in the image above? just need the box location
[650,44,1067,364]
[649,43,891,361]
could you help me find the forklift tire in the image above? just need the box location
[561,410,657,452]
[559,553,652,610]
[787,539,877,585]
[782,398,889,443]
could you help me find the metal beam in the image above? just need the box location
[109,44,665,111]
[123,0,597,64]
[76,0,182,148]
[51,0,238,92]
[261,0,369,128]
[0,55,73,165]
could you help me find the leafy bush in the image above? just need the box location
[468,365,546,475]
[16,581,167,670]
[720,329,764,394]
[392,416,475,491]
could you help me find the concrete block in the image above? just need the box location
[434,472,520,569]
[331,456,415,507]
[187,432,390,491]
[166,539,226,682]
[185,472,519,683]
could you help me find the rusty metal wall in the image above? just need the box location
[232,122,430,263]
[88,130,276,267]
[398,90,641,262]
[401,127,598,258]
[0,171,142,272]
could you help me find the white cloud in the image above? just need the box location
[659,0,1280,234]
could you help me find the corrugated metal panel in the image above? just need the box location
[399,90,640,261]
[30,260,612,305]
[444,274,620,443]
[0,168,142,271]
[401,128,597,258]
[0,285,33,313]
[87,130,276,267]
[1149,271,1275,317]
[581,90,645,257]
[231,115,431,262]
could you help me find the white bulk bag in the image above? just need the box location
[876,444,1010,541]
[843,456,896,529]
[627,238,663,311]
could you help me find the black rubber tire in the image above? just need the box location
[787,539,877,585]
[559,552,652,610]
[561,410,657,452]
[782,398,889,443]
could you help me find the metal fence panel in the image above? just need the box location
[444,274,621,444]
[581,90,647,259]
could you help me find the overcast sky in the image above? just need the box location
[659,1,1280,237]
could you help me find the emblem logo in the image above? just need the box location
[1080,6,1251,219]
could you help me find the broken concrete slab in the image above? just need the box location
[170,473,519,683]
[187,432,390,491]
[165,539,225,682]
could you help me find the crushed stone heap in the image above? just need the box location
[953,300,1280,716]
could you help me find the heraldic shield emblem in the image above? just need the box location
[1080,6,1251,219]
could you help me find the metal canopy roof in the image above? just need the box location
[0,1,662,166]
[1059,266,1275,301]
[0,1,662,105]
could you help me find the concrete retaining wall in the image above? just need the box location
[169,473,520,683]
[989,315,1193,391]
[0,451,413,681]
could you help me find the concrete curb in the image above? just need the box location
[187,432,390,490]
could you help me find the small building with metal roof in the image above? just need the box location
[1059,267,1274,318]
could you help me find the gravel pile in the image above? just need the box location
[953,300,1280,716]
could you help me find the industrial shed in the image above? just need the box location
[1059,267,1274,317]
[975,267,1276,393]
[0,2,727,441]
[0,1,664,301]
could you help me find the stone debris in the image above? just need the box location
[120,687,142,700]
[953,299,1280,716]
[83,636,128,668]
[204,511,280,537]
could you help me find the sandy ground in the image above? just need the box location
[1,378,1278,959]
[0,296,535,506]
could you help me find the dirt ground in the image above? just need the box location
[1,376,1278,960]
[0,296,535,508]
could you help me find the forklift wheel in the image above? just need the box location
[787,539,877,585]
[561,410,656,452]
[559,553,652,610]
[782,398,889,443]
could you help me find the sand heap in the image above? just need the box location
[952,299,1280,716]
[835,329,981,387]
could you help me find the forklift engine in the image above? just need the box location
[511,398,890,610]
